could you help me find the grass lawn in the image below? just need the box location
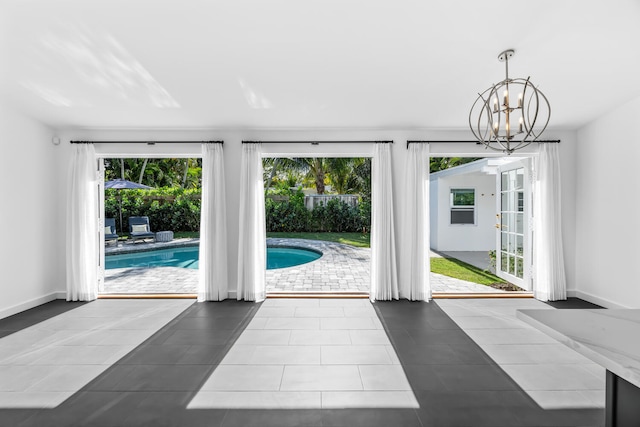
[430,257,507,286]
[266,232,370,248]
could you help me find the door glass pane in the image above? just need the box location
[501,233,508,251]
[517,192,524,211]
[501,172,508,190]
[509,233,516,253]
[501,192,508,211]
[508,255,515,275]
[501,252,508,271]
[516,213,524,234]
[516,169,524,189]
[516,235,523,255]
[516,257,524,279]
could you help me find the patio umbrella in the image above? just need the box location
[105,178,153,233]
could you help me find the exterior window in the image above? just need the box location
[450,189,475,225]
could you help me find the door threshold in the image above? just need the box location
[98,294,197,299]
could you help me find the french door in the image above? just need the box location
[496,160,531,290]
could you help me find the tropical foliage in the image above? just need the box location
[263,157,371,198]
[430,157,481,173]
[264,187,370,233]
[104,158,202,188]
[105,187,201,233]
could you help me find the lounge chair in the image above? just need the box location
[128,216,156,243]
[105,218,119,245]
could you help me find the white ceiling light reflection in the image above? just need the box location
[188,299,419,410]
[238,77,274,109]
[19,82,75,107]
[21,25,180,108]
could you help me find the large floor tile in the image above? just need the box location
[480,343,593,365]
[349,329,390,345]
[280,365,362,391]
[358,365,412,390]
[188,391,321,409]
[463,328,557,345]
[322,391,419,408]
[289,329,351,345]
[200,365,284,391]
[222,345,320,365]
[234,329,292,345]
[321,345,392,364]
[500,364,605,391]
[253,307,296,318]
[321,317,381,330]
[264,317,320,330]
[294,307,345,318]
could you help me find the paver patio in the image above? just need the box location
[103,238,507,295]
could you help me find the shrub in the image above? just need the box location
[105,187,201,233]
[265,188,370,233]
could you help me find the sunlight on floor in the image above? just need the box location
[0,300,193,408]
[436,299,606,410]
[187,298,419,409]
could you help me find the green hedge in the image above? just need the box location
[265,189,370,233]
[105,188,201,233]
[106,187,371,234]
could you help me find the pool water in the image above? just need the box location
[105,246,321,270]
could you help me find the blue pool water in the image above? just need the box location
[105,246,321,270]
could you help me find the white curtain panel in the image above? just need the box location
[399,143,431,301]
[533,143,567,301]
[198,143,229,301]
[370,143,399,301]
[237,143,267,302]
[66,144,99,301]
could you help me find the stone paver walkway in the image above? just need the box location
[103,238,506,294]
[266,238,370,293]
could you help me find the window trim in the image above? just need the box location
[449,188,476,226]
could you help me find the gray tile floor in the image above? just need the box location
[0,297,604,426]
[105,239,506,295]
[436,298,605,410]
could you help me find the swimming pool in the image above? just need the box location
[105,246,322,270]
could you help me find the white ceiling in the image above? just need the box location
[2,0,640,131]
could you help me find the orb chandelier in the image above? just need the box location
[469,49,550,154]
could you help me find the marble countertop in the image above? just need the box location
[517,309,640,388]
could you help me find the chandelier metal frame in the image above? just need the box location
[469,49,551,154]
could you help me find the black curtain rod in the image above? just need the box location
[406,140,560,149]
[70,140,224,145]
[242,140,392,145]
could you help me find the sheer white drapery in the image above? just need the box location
[237,143,267,302]
[399,143,431,301]
[66,143,99,301]
[533,143,567,301]
[370,143,399,302]
[198,143,228,301]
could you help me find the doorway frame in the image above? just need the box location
[260,142,375,297]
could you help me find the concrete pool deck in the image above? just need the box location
[103,238,506,295]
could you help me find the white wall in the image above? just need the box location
[430,172,496,251]
[0,103,61,319]
[574,96,640,308]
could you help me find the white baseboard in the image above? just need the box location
[0,293,59,320]
[567,289,629,309]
